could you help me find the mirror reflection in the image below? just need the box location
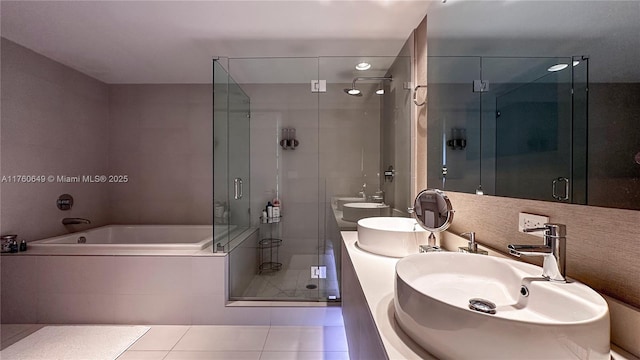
[412,189,454,233]
[426,1,640,210]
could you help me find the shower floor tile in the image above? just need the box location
[241,253,340,300]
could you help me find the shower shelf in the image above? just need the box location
[258,218,283,273]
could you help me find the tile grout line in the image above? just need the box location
[260,324,273,357]
[161,325,191,358]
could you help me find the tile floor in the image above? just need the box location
[240,254,340,301]
[1,324,350,360]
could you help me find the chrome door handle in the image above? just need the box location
[552,177,569,201]
[234,178,243,200]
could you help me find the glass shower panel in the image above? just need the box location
[484,57,573,201]
[427,57,481,193]
[228,79,251,239]
[572,56,588,205]
[227,57,322,301]
[213,59,230,249]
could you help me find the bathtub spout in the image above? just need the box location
[62,218,91,225]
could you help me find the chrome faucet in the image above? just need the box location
[62,218,91,225]
[358,183,367,199]
[508,223,566,282]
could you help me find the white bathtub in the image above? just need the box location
[28,225,234,253]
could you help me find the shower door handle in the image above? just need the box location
[234,178,243,200]
[552,177,569,201]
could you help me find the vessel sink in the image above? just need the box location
[336,197,366,211]
[394,252,610,359]
[357,217,427,257]
[342,202,390,222]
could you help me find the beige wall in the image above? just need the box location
[412,16,428,199]
[1,39,214,242]
[245,82,381,266]
[108,84,213,224]
[0,38,110,241]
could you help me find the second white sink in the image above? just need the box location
[342,202,390,222]
[356,217,427,257]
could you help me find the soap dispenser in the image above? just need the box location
[458,232,488,255]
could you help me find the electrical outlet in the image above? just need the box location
[518,212,550,237]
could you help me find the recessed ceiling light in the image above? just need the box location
[355,62,371,71]
[547,63,569,72]
[376,89,384,95]
[348,89,361,95]
[573,60,580,66]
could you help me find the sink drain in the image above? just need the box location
[469,298,497,314]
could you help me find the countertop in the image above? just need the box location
[341,230,638,360]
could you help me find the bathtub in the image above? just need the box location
[27,225,236,254]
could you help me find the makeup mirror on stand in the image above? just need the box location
[409,189,454,248]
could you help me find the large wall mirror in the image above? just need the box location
[426,1,640,210]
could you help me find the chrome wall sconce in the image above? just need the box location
[280,127,299,150]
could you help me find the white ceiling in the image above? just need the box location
[2,1,638,84]
[425,0,640,83]
[0,0,431,84]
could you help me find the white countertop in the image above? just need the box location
[341,230,638,360]
[341,230,435,360]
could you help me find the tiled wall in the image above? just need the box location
[1,38,214,243]
[244,82,381,264]
[245,83,321,263]
[108,85,213,225]
[0,38,110,241]
[1,246,342,326]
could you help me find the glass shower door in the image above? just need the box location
[213,59,251,251]
[228,79,251,238]
[487,57,573,201]
[213,60,230,248]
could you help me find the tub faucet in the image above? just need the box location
[508,223,566,282]
[62,218,91,225]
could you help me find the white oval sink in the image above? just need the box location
[336,197,366,211]
[342,203,390,222]
[357,217,427,257]
[394,252,610,359]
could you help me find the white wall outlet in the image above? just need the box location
[518,212,550,237]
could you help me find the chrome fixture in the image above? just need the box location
[459,231,488,255]
[461,232,477,251]
[62,218,91,225]
[552,177,569,201]
[56,194,74,210]
[468,298,496,314]
[384,165,395,182]
[358,183,367,199]
[413,84,427,106]
[344,76,392,97]
[233,178,243,200]
[419,244,444,253]
[508,223,567,282]
[279,127,299,150]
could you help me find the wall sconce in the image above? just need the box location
[447,127,466,150]
[280,127,299,150]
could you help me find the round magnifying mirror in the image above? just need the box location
[410,189,454,232]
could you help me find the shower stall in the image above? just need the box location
[214,54,412,302]
[427,56,588,203]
